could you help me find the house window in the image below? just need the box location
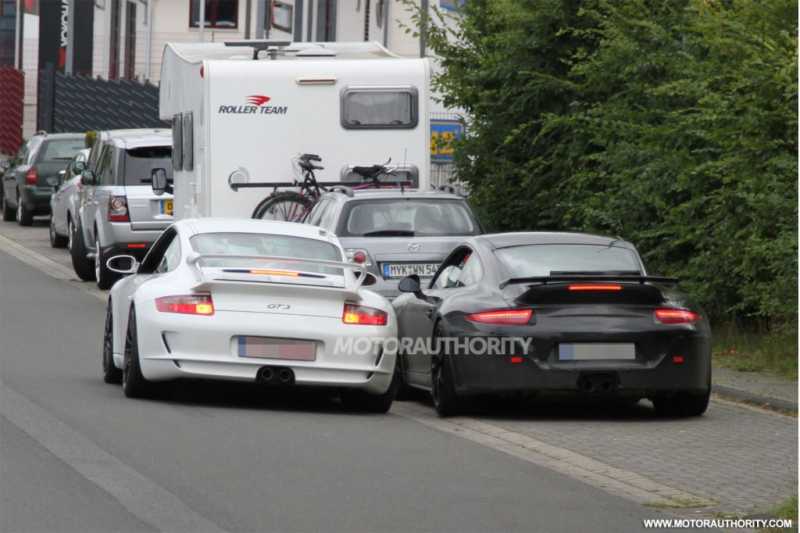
[190,0,238,29]
[341,87,419,130]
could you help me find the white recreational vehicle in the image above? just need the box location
[158,41,431,220]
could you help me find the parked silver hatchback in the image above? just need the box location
[69,129,174,289]
[305,189,482,298]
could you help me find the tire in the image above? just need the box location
[69,219,96,281]
[252,192,314,222]
[430,323,461,417]
[102,298,122,384]
[122,306,154,398]
[340,370,398,414]
[49,216,67,248]
[1,195,13,221]
[16,196,33,226]
[95,237,119,290]
[653,390,710,418]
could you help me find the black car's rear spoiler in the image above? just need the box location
[499,274,679,289]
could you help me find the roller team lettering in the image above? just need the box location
[218,95,288,115]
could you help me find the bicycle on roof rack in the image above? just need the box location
[229,153,412,222]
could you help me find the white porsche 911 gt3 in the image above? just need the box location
[101,218,398,412]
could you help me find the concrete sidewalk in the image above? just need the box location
[713,365,798,413]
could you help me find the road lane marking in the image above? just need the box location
[0,380,231,533]
[393,403,716,509]
[0,233,106,302]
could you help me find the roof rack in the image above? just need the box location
[224,41,292,60]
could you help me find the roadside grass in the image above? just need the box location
[760,495,797,533]
[712,323,798,380]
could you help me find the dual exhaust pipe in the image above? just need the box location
[256,366,295,386]
[577,373,618,394]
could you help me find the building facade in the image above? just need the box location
[8,0,462,178]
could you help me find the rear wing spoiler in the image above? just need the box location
[499,274,679,289]
[186,253,367,293]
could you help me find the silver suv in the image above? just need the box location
[70,129,174,289]
[305,189,482,298]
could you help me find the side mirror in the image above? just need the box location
[80,169,97,186]
[398,274,423,296]
[151,168,172,196]
[72,160,86,174]
[106,255,139,275]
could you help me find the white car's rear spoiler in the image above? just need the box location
[186,253,368,295]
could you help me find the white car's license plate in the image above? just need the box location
[237,337,316,361]
[558,343,636,361]
[382,262,439,279]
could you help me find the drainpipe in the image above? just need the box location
[66,0,75,74]
[419,0,428,57]
[244,0,252,39]
[381,0,389,47]
[144,0,153,80]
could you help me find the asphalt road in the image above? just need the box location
[0,247,679,533]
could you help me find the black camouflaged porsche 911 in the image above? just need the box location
[392,232,711,418]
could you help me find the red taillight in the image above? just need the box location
[466,309,533,325]
[509,356,524,364]
[127,243,147,249]
[342,303,387,326]
[346,248,371,265]
[672,355,685,364]
[654,308,700,324]
[568,283,622,292]
[108,195,129,222]
[155,294,214,315]
[25,168,38,185]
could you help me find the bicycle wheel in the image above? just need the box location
[252,191,315,221]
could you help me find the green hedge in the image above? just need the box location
[415,0,797,322]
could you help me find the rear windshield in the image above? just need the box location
[341,199,478,237]
[122,146,172,185]
[495,244,642,277]
[190,232,343,275]
[38,139,86,162]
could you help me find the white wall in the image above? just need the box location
[93,0,260,83]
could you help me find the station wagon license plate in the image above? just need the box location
[161,199,173,216]
[558,343,636,361]
[237,337,316,361]
[382,262,439,279]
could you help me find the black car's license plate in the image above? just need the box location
[382,263,439,279]
[558,343,636,361]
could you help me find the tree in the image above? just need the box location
[413,0,797,323]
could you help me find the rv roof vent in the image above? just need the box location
[296,47,336,58]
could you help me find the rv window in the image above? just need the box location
[182,112,194,171]
[341,87,418,129]
[172,114,183,171]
